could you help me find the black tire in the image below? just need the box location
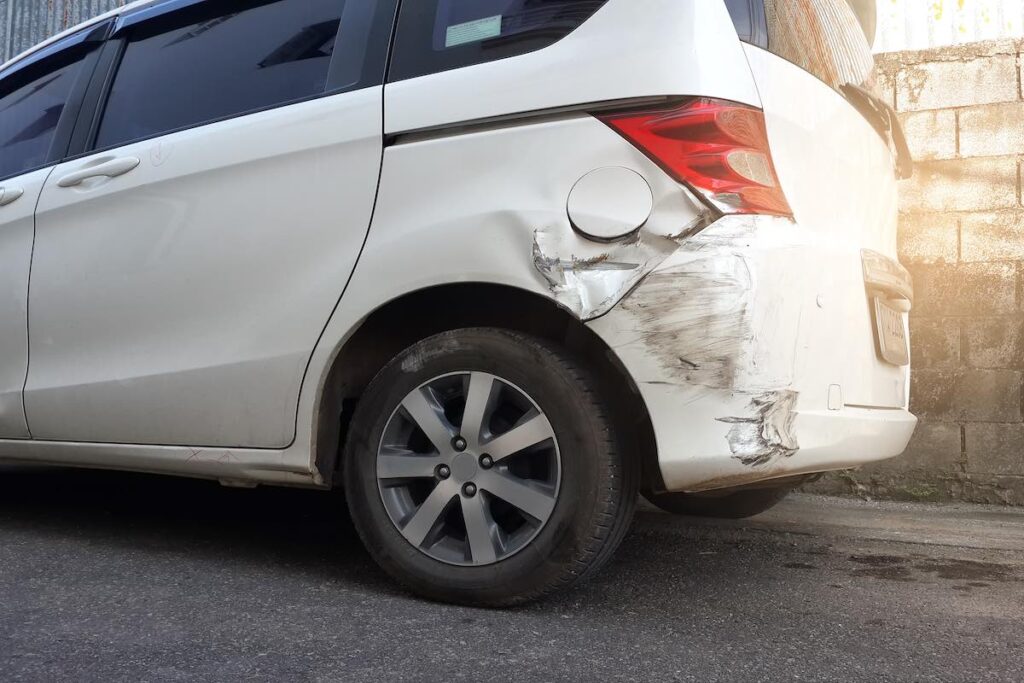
[643,485,792,519]
[343,328,637,607]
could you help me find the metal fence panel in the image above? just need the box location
[1,0,124,63]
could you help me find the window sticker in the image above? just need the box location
[445,15,502,47]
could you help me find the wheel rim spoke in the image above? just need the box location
[461,495,498,564]
[401,388,455,455]
[377,449,444,479]
[378,371,560,567]
[483,413,555,462]
[459,372,495,449]
[479,471,556,522]
[400,480,458,548]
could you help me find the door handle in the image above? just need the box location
[0,187,24,206]
[57,156,140,188]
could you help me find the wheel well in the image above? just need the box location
[314,283,660,491]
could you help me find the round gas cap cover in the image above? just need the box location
[567,167,653,242]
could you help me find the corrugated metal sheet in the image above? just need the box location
[1,0,124,62]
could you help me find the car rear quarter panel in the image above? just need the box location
[290,0,764,474]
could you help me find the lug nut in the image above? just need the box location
[462,483,477,497]
[452,436,468,452]
[437,465,451,480]
[479,454,494,469]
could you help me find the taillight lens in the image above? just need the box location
[598,98,793,217]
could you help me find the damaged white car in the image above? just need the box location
[0,0,915,605]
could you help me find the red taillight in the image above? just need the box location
[598,98,793,217]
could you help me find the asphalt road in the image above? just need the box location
[0,466,1022,682]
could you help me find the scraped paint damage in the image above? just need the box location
[576,214,807,482]
[614,253,753,390]
[532,213,713,320]
[611,225,804,468]
[597,216,800,388]
[717,390,800,467]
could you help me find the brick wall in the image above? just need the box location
[810,39,1024,505]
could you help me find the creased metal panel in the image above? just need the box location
[1,0,124,63]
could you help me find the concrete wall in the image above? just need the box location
[810,39,1024,505]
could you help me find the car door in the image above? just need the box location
[25,0,396,448]
[0,28,107,439]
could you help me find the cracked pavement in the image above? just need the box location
[0,465,1022,682]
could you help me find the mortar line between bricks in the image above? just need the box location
[956,215,962,262]
[901,210,1023,224]
[1018,51,1023,100]
[960,424,967,471]
[955,109,961,157]
[958,316,966,367]
[921,418,1024,424]
[1011,158,1019,206]
[1018,260,1023,312]
[918,314,1019,319]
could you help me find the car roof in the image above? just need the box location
[0,0,157,74]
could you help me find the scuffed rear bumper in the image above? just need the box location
[588,215,917,493]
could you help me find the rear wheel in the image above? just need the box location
[643,485,794,519]
[344,328,637,606]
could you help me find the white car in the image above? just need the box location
[0,0,916,605]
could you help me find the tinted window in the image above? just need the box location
[0,51,88,180]
[96,0,350,150]
[390,0,609,81]
[724,0,767,48]
[763,0,875,92]
[730,0,876,94]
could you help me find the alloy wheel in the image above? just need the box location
[376,371,561,566]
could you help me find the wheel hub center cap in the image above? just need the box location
[450,452,479,482]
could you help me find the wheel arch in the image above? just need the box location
[312,282,659,491]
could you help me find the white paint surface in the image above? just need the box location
[586,48,915,492]
[0,0,917,496]
[0,168,47,438]
[567,167,653,242]
[25,88,384,448]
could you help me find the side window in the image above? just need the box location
[761,0,876,93]
[95,0,354,150]
[389,0,610,82]
[725,0,768,49]
[727,0,875,94]
[0,50,90,181]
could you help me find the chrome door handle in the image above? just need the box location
[0,187,24,206]
[57,156,141,188]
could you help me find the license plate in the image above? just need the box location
[874,298,909,366]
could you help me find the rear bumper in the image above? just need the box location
[588,214,917,492]
[637,385,916,492]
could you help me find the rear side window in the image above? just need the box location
[728,0,876,93]
[725,0,767,48]
[389,0,610,82]
[0,49,90,180]
[96,0,356,150]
